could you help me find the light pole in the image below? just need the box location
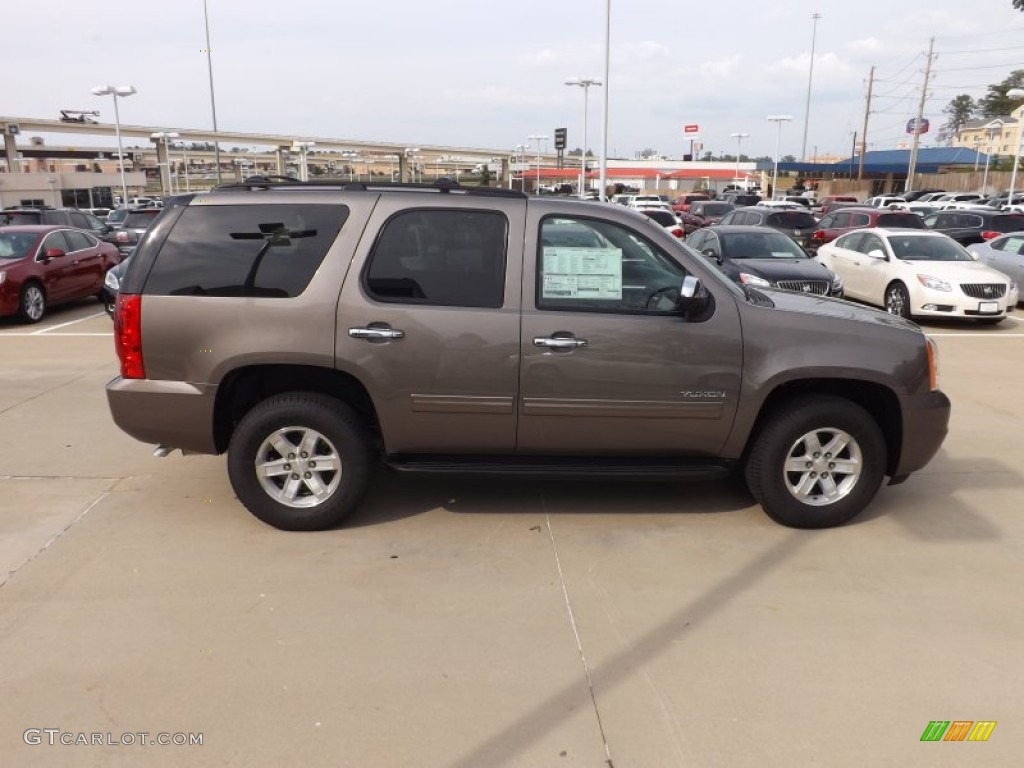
[729,131,749,185]
[801,12,822,161]
[599,0,610,200]
[981,125,999,194]
[150,131,180,196]
[292,142,314,181]
[202,0,222,184]
[1006,89,1024,206]
[404,147,420,183]
[766,115,793,199]
[528,134,548,193]
[91,85,136,206]
[566,77,602,199]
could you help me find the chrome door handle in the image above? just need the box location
[349,327,405,340]
[533,336,587,349]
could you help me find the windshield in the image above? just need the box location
[0,212,40,226]
[0,232,39,259]
[698,203,734,216]
[877,213,925,228]
[124,211,160,228]
[766,211,818,229]
[723,231,807,259]
[889,235,973,261]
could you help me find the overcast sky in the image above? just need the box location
[7,0,1024,160]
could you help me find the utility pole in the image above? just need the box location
[906,38,935,193]
[800,12,822,161]
[858,65,875,179]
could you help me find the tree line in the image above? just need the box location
[938,70,1024,144]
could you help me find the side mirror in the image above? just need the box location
[676,275,712,315]
[701,248,722,264]
[45,248,66,259]
[867,249,886,260]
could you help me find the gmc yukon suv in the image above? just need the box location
[106,180,951,531]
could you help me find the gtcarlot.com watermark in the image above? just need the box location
[24,729,203,747]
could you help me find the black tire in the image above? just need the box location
[884,281,912,320]
[976,316,1004,326]
[227,392,376,531]
[744,396,886,529]
[18,282,46,323]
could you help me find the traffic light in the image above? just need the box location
[554,127,567,150]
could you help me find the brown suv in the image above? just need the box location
[106,180,951,531]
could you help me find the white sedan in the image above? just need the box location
[815,228,1018,324]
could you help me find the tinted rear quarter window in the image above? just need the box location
[144,203,347,298]
[643,210,676,227]
[877,213,925,228]
[124,211,161,228]
[767,212,817,229]
[992,215,1024,233]
[364,209,507,308]
[0,212,40,226]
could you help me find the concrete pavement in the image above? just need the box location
[1,302,1021,767]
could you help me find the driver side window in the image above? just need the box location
[537,216,687,313]
[857,234,884,256]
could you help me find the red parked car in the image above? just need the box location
[671,193,711,214]
[0,225,120,322]
[809,207,925,252]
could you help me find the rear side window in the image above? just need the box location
[992,214,1024,233]
[364,209,507,308]
[0,212,41,226]
[124,211,161,228]
[767,211,817,229]
[144,204,347,298]
[877,213,925,228]
[850,213,870,227]
[65,231,94,251]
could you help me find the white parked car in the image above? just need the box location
[815,228,1018,324]
[628,194,671,209]
[863,196,907,209]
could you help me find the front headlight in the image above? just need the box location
[829,270,843,290]
[916,274,952,291]
[104,269,120,292]
[739,272,771,287]
[0,271,6,285]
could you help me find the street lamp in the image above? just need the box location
[292,141,315,181]
[566,77,602,199]
[150,131,180,196]
[766,115,793,199]
[800,12,822,161]
[1006,88,1024,206]
[729,132,749,186]
[404,147,420,183]
[91,85,136,206]
[981,125,999,194]
[528,134,548,193]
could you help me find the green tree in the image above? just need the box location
[938,94,976,144]
[977,69,1024,117]
[479,167,492,186]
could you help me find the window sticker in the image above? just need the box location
[542,247,623,300]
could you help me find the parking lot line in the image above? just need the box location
[30,311,106,335]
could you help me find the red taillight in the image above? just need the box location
[114,294,145,379]
[671,227,683,238]
[981,230,1000,240]
[812,230,826,240]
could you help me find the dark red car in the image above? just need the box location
[809,207,925,252]
[671,193,710,214]
[0,225,120,322]
[681,201,735,235]
[817,195,859,216]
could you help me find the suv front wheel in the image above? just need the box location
[745,396,886,528]
[227,393,375,530]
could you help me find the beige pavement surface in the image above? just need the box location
[1,301,1022,767]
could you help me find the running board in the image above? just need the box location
[385,455,735,480]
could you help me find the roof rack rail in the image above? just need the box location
[214,177,526,198]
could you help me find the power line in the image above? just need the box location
[933,62,1024,73]
[935,44,1024,55]
[935,26,1024,42]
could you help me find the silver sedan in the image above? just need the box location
[967,232,1024,302]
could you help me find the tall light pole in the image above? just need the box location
[729,131,749,185]
[981,125,999,194]
[801,12,822,161]
[599,0,611,200]
[202,0,222,184]
[566,77,602,199]
[91,85,136,206]
[766,115,793,199]
[150,131,180,196]
[1006,89,1024,206]
[528,134,548,193]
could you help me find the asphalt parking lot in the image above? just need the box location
[1,300,1022,767]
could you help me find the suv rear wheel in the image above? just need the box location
[745,396,886,528]
[227,392,375,530]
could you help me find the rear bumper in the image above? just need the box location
[106,377,218,454]
[894,389,951,477]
